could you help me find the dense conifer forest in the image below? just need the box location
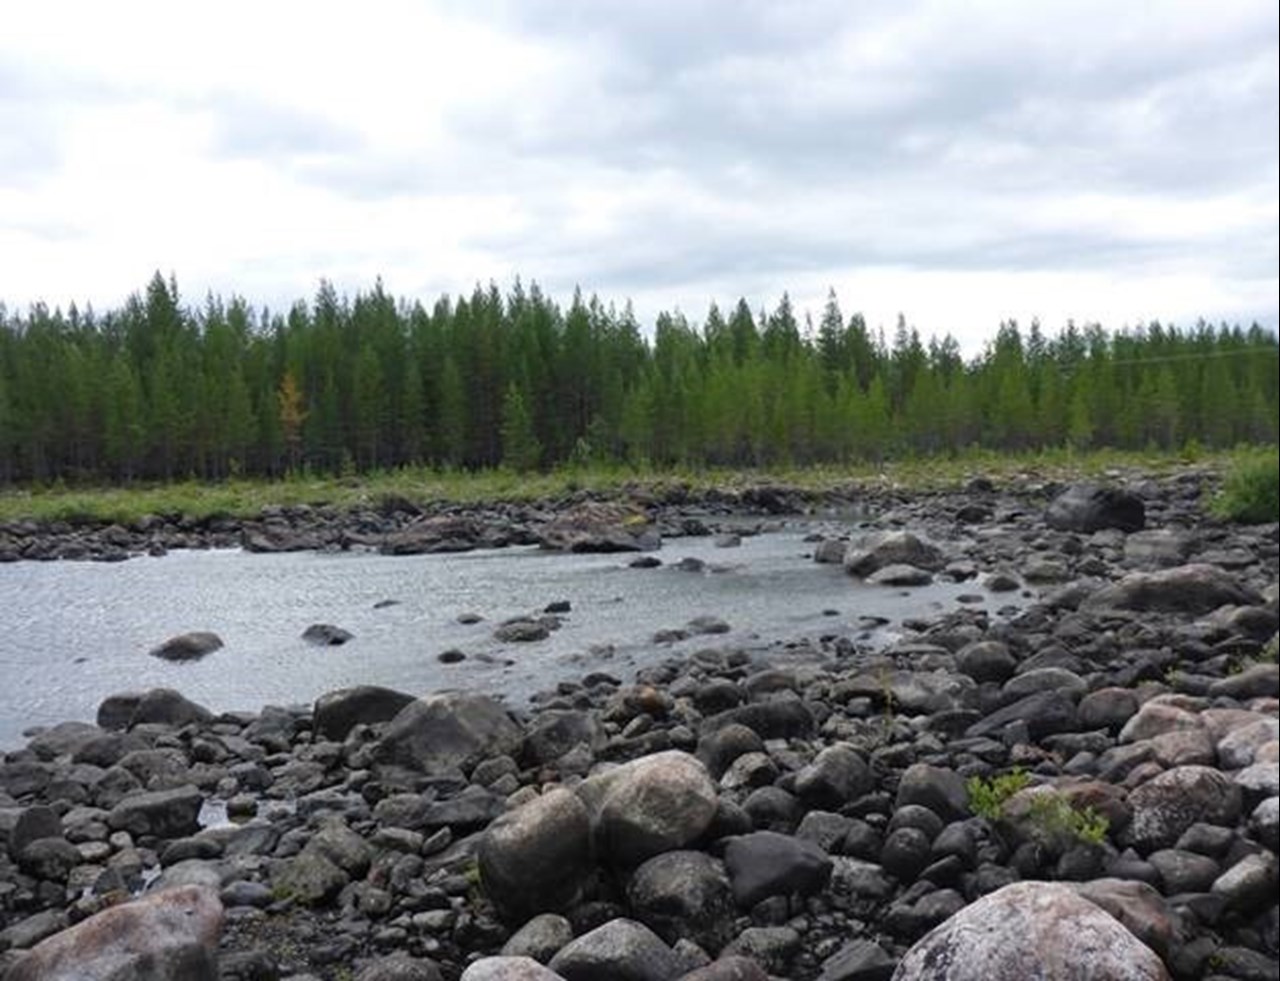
[0,273,1276,485]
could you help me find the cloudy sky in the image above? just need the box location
[2,0,1276,350]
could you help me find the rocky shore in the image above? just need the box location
[1,468,1277,980]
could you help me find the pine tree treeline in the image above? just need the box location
[0,273,1276,484]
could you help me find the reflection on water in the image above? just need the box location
[0,528,1006,747]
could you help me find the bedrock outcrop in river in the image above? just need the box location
[538,502,661,553]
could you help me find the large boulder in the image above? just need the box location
[539,502,660,553]
[129,688,214,728]
[548,918,683,981]
[374,692,523,774]
[1045,483,1146,533]
[148,631,223,661]
[3,884,223,981]
[1082,563,1263,615]
[626,850,735,951]
[843,531,945,577]
[479,788,594,921]
[107,785,203,838]
[723,831,833,908]
[578,751,719,867]
[382,514,486,555]
[891,881,1169,981]
[1124,765,1243,852]
[314,685,417,741]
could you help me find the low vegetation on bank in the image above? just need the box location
[0,446,1272,526]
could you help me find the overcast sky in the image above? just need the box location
[2,0,1277,350]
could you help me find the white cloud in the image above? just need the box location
[1,0,1275,350]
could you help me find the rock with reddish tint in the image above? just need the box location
[891,881,1169,981]
[3,884,223,981]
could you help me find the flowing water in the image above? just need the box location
[0,526,1007,748]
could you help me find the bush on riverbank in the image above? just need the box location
[1213,450,1280,523]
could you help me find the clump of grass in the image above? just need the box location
[1212,450,1280,523]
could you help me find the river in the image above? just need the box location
[0,526,1004,748]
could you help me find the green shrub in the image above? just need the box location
[968,769,1110,846]
[966,768,1030,821]
[1026,794,1110,846]
[1213,451,1280,523]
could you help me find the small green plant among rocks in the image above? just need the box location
[1026,794,1110,846]
[966,768,1031,821]
[967,769,1109,846]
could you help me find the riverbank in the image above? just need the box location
[0,466,1277,980]
[0,447,1250,529]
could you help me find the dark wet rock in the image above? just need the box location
[7,804,61,859]
[1083,563,1263,614]
[966,689,1077,741]
[703,700,815,740]
[313,684,417,741]
[272,846,349,905]
[1212,852,1279,912]
[106,687,213,729]
[880,826,932,881]
[843,531,945,576]
[1078,687,1140,734]
[381,514,485,555]
[25,721,102,760]
[723,830,833,908]
[955,640,1016,683]
[627,850,734,951]
[107,784,203,838]
[495,618,553,643]
[3,884,223,981]
[1045,483,1146,533]
[540,502,660,553]
[817,938,895,981]
[479,788,593,920]
[696,724,765,780]
[374,692,523,774]
[687,615,731,635]
[548,917,682,981]
[894,763,970,822]
[501,912,575,962]
[525,710,605,765]
[892,881,1169,980]
[1211,663,1280,700]
[353,954,444,980]
[148,630,224,661]
[794,744,872,809]
[301,623,354,646]
[813,540,849,564]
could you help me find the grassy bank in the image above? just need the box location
[0,446,1259,526]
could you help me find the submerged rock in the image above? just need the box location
[148,631,223,661]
